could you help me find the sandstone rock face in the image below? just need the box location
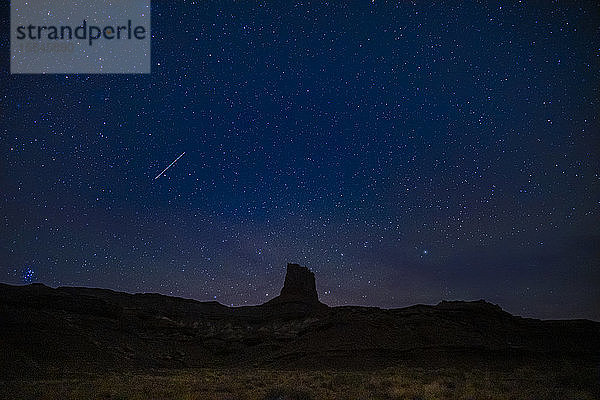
[279,263,319,303]
[264,263,323,309]
[1,280,600,377]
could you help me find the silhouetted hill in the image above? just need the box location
[1,264,599,379]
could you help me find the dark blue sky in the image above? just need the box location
[1,1,599,320]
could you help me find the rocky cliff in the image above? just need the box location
[1,264,599,379]
[264,263,324,308]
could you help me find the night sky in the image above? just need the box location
[1,1,599,320]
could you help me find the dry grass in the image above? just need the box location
[1,362,597,400]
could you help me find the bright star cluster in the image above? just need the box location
[1,1,598,320]
[20,267,36,283]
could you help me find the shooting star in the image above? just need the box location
[154,152,186,180]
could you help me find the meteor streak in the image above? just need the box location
[154,152,186,180]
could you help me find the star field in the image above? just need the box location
[1,1,599,319]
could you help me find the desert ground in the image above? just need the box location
[2,361,598,400]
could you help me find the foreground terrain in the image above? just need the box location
[1,265,599,398]
[1,363,598,400]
